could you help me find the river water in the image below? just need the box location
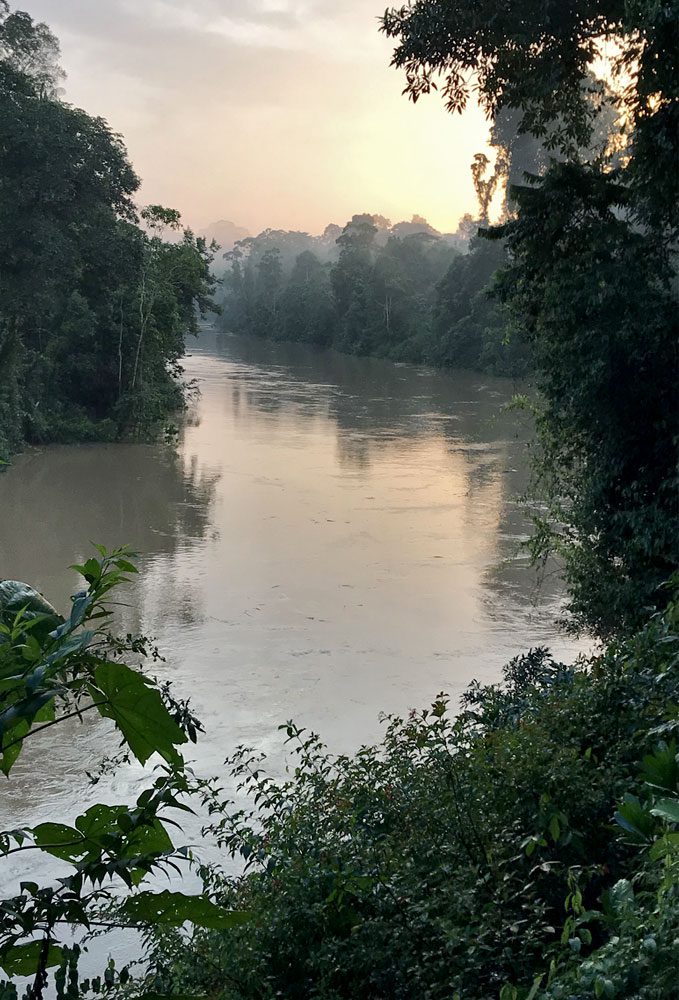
[1,330,582,851]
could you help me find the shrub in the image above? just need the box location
[150,598,678,999]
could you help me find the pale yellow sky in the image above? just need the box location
[29,0,492,235]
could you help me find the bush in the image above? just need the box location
[150,598,679,999]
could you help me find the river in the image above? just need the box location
[1,330,583,848]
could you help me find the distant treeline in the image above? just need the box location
[218,95,622,379]
[219,212,531,378]
[0,4,217,459]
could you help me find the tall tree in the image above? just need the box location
[282,251,336,347]
[0,3,216,454]
[382,0,679,636]
[331,214,379,353]
[0,0,63,96]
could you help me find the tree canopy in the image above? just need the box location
[0,3,217,459]
[221,204,530,377]
[382,0,679,637]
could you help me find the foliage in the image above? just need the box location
[539,742,679,1000]
[493,166,678,638]
[0,3,218,461]
[381,0,678,638]
[149,598,679,999]
[221,209,530,375]
[0,549,240,998]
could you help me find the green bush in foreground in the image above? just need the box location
[149,594,679,999]
[0,550,243,999]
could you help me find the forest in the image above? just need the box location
[216,101,618,378]
[0,0,678,998]
[0,1,217,459]
[216,119,542,379]
[218,208,532,376]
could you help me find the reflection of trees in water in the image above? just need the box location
[192,330,569,627]
[478,450,567,626]
[0,441,219,607]
[204,330,524,462]
[121,558,207,640]
[200,330,559,619]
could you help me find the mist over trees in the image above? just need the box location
[0,2,217,459]
[219,199,531,377]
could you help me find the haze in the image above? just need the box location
[28,0,492,234]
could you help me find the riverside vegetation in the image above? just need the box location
[218,208,532,378]
[0,0,677,997]
[0,2,217,460]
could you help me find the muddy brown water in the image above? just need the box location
[0,331,585,970]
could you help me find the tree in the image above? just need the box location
[331,215,379,353]
[382,0,679,637]
[0,3,217,455]
[282,251,336,347]
[492,165,678,636]
[254,247,284,338]
[0,1,64,96]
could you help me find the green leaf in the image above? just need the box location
[549,814,560,842]
[641,743,678,792]
[32,822,85,861]
[614,795,655,842]
[121,891,249,929]
[0,582,60,624]
[33,804,173,868]
[650,797,679,824]
[602,879,636,919]
[114,559,139,575]
[91,662,187,765]
[0,941,63,976]
[526,976,544,1000]
[649,831,679,861]
[0,718,29,776]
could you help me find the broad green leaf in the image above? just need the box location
[73,803,170,853]
[650,797,679,824]
[121,890,249,929]
[0,582,60,623]
[32,822,85,862]
[614,795,655,842]
[0,686,59,775]
[0,941,63,976]
[114,559,139,575]
[548,814,560,842]
[649,831,679,861]
[0,718,29,776]
[526,976,543,1000]
[34,805,173,866]
[91,662,187,765]
[641,742,678,793]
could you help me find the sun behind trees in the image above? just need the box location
[0,3,218,460]
[383,0,678,640]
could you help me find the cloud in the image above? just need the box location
[117,0,380,56]
[25,0,489,234]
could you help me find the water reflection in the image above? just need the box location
[206,332,566,627]
[0,331,584,833]
[0,442,218,608]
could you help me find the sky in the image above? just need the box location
[28,0,492,236]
